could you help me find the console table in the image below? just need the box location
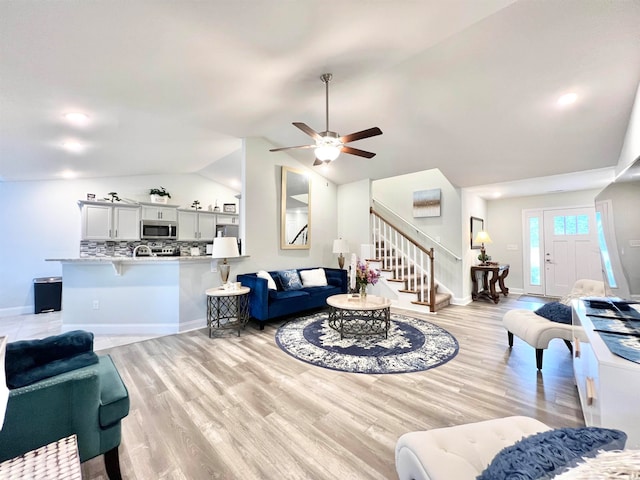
[572,299,640,448]
[470,264,509,304]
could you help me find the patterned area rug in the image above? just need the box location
[275,311,459,374]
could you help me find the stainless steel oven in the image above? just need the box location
[141,220,177,239]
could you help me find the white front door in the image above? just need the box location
[543,207,601,297]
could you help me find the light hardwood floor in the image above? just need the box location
[81,295,583,479]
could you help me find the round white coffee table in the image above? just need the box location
[326,294,391,339]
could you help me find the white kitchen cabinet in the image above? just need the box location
[572,300,640,448]
[177,210,216,241]
[80,201,140,240]
[140,202,178,221]
[198,212,216,240]
[215,213,239,225]
[113,207,141,239]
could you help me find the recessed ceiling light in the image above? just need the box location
[60,170,77,179]
[63,112,90,125]
[62,140,85,153]
[557,93,578,107]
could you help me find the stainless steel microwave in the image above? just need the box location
[141,220,177,239]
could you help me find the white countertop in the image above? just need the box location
[46,256,214,263]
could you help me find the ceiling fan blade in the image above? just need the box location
[340,127,383,144]
[293,122,322,141]
[313,158,324,166]
[269,144,316,152]
[341,146,376,159]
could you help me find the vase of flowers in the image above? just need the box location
[350,256,380,300]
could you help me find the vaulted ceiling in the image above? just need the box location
[1,1,639,196]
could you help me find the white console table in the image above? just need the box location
[572,299,640,448]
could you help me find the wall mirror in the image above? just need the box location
[281,166,311,250]
[470,217,484,249]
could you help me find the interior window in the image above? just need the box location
[529,217,540,286]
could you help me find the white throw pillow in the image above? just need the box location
[300,268,328,287]
[257,270,277,290]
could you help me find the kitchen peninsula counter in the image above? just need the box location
[47,256,242,336]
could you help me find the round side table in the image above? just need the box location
[205,285,250,337]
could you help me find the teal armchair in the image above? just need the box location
[0,354,130,479]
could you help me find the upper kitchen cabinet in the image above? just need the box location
[177,210,216,241]
[79,201,140,240]
[139,202,178,221]
[215,213,239,225]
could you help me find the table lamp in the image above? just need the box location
[474,230,492,265]
[211,237,240,283]
[332,238,349,269]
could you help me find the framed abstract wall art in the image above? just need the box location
[413,188,441,217]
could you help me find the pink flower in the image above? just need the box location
[355,259,380,286]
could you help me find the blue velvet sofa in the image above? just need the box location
[237,267,348,329]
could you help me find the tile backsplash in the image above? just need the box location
[79,240,211,257]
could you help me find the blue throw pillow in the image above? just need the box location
[535,302,572,324]
[477,427,627,480]
[277,269,303,291]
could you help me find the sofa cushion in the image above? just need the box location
[534,302,572,324]
[257,270,277,290]
[300,268,328,287]
[303,285,340,298]
[5,330,98,389]
[268,290,309,301]
[8,351,99,389]
[277,269,303,291]
[476,426,627,480]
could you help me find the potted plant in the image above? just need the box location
[149,187,171,204]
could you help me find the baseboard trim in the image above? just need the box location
[0,305,33,317]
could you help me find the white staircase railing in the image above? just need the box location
[370,207,436,312]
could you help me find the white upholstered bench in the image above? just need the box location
[395,416,551,480]
[502,279,605,370]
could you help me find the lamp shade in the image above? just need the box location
[332,239,349,254]
[474,231,493,245]
[210,237,240,259]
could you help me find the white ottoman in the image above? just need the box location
[395,416,551,480]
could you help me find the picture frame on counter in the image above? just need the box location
[223,203,236,213]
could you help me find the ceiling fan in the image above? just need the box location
[270,73,383,166]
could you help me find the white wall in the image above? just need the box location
[487,189,602,291]
[236,137,338,276]
[337,179,371,260]
[460,190,487,301]
[372,169,462,254]
[0,173,238,315]
[616,82,640,175]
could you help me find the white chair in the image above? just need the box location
[395,416,551,480]
[502,279,605,370]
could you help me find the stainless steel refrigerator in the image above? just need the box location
[215,225,239,238]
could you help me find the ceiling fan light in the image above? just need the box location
[315,144,340,162]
